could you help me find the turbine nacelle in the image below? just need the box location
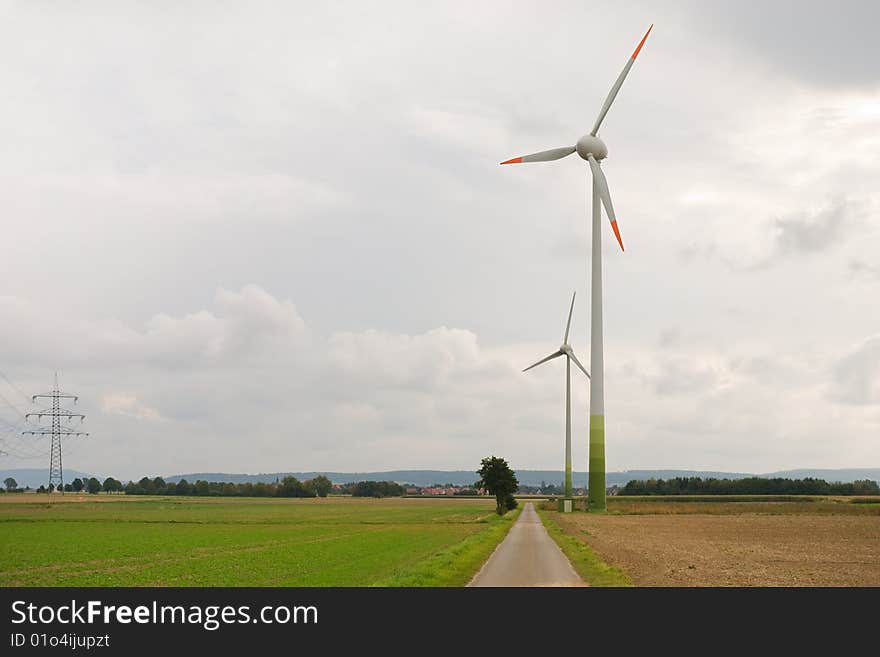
[576,135,607,161]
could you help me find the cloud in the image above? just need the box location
[772,199,855,257]
[685,1,880,89]
[829,336,880,406]
[629,355,728,397]
[848,260,880,282]
[102,394,163,421]
[0,286,308,371]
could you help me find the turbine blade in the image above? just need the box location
[563,291,576,344]
[588,154,625,251]
[523,349,565,372]
[568,350,591,379]
[590,24,653,136]
[501,146,576,165]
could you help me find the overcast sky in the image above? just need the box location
[1,1,878,479]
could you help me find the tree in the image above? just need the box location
[277,476,316,498]
[86,477,101,494]
[311,475,333,498]
[102,477,120,494]
[475,456,519,515]
[3,477,17,491]
[351,481,403,498]
[72,478,84,492]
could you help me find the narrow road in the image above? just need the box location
[468,502,584,587]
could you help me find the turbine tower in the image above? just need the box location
[523,292,589,512]
[502,25,652,511]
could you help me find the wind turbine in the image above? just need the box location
[523,292,589,512]
[502,25,653,511]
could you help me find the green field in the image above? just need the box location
[0,495,516,586]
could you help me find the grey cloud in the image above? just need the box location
[685,1,880,89]
[848,259,880,282]
[829,336,880,405]
[657,328,682,349]
[637,357,720,397]
[0,286,536,478]
[773,200,855,257]
[678,199,864,271]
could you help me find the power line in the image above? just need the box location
[0,389,26,421]
[0,367,33,407]
[21,373,89,492]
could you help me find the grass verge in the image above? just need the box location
[377,506,522,587]
[536,507,632,587]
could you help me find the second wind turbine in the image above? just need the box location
[523,292,589,512]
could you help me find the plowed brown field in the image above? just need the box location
[550,500,880,586]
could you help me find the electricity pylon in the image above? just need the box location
[22,374,89,492]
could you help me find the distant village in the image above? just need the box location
[394,482,620,497]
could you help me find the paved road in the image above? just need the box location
[468,502,584,587]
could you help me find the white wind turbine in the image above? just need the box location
[503,25,653,511]
[523,292,589,511]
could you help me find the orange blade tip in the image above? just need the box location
[611,220,625,251]
[500,156,523,165]
[632,24,653,60]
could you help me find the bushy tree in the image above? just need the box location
[3,477,17,491]
[475,456,519,515]
[86,477,101,494]
[311,475,333,498]
[71,478,84,492]
[278,476,316,498]
[351,481,404,498]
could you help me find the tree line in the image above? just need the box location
[0,477,111,495]
[1,475,411,498]
[620,476,880,496]
[120,476,405,497]
[122,475,334,497]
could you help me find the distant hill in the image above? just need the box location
[0,468,96,489]
[5,467,877,490]
[162,468,880,488]
[762,469,880,483]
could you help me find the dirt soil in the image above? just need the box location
[554,512,880,586]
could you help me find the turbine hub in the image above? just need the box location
[576,135,607,161]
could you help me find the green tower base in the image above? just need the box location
[557,498,574,513]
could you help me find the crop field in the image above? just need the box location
[543,496,880,586]
[0,495,514,587]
